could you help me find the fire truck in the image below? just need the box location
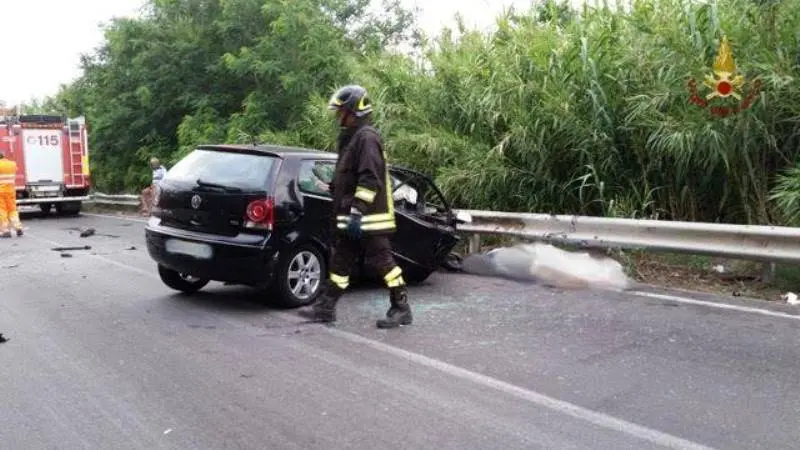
[0,107,91,215]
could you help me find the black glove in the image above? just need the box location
[344,208,363,239]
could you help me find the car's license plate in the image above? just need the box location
[165,239,213,259]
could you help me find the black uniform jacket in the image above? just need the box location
[330,124,396,235]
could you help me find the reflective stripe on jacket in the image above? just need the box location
[0,159,17,192]
[331,124,395,235]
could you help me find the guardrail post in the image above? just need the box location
[468,234,481,254]
[762,262,776,283]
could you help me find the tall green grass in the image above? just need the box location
[262,0,800,225]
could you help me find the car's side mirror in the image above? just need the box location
[455,211,472,224]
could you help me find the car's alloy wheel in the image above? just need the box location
[286,250,322,301]
[272,243,326,308]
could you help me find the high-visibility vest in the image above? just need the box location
[0,159,17,192]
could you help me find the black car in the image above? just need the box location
[144,144,471,307]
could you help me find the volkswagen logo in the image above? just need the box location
[190,194,202,210]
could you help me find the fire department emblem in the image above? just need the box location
[190,194,202,210]
[687,35,762,117]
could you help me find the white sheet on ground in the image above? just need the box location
[466,243,632,291]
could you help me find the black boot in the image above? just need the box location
[297,285,342,323]
[376,286,412,329]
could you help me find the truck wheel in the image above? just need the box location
[157,264,210,294]
[39,203,53,215]
[55,201,81,216]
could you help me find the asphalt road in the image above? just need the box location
[2,210,800,449]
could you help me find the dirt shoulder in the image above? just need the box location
[625,251,798,303]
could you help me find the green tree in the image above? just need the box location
[43,0,800,226]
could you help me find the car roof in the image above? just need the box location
[195,143,338,160]
[192,143,429,178]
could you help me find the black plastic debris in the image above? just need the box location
[52,245,91,252]
[80,228,96,238]
[0,333,8,343]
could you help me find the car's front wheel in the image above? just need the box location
[157,264,210,294]
[271,243,326,309]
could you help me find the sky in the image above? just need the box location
[0,0,548,106]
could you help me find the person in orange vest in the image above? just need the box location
[0,151,23,237]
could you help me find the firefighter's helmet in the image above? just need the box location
[328,85,372,118]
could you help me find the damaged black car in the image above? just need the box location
[144,144,471,308]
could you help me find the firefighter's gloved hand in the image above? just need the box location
[345,209,363,239]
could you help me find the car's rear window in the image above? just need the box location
[164,148,277,190]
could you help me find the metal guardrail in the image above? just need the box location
[83,192,800,265]
[454,209,800,264]
[88,192,140,207]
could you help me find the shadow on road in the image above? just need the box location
[18,209,48,220]
[162,280,384,315]
[164,286,277,313]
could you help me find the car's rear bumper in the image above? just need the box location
[145,217,278,285]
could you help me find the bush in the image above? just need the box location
[47,0,800,226]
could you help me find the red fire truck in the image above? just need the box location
[0,109,91,215]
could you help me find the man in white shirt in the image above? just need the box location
[140,157,168,215]
[151,158,167,184]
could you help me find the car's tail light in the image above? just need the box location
[244,197,274,231]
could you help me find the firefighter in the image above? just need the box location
[0,151,22,237]
[297,84,412,329]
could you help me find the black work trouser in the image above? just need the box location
[326,234,406,293]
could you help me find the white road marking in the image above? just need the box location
[26,232,156,279]
[315,321,715,449]
[27,229,715,449]
[630,291,800,321]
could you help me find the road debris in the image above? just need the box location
[163,429,172,435]
[52,245,91,252]
[0,333,8,343]
[781,292,800,306]
[2,264,19,269]
[61,253,73,258]
[80,228,96,238]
